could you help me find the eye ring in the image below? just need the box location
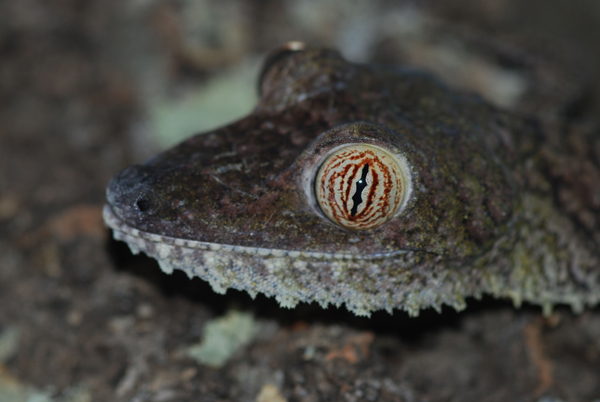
[315,143,411,230]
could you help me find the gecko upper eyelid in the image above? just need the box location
[258,41,307,96]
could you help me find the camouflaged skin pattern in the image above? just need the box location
[104,48,600,316]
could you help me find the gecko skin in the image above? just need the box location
[104,46,600,316]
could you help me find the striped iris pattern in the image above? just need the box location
[315,144,407,230]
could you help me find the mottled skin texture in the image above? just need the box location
[105,47,600,316]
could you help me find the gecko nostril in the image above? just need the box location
[136,198,150,212]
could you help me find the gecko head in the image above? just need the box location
[105,46,516,261]
[103,45,524,316]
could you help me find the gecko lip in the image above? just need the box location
[102,203,413,261]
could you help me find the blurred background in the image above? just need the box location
[1,1,600,401]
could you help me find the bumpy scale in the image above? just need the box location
[104,45,600,316]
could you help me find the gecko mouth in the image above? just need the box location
[103,204,412,261]
[104,201,463,318]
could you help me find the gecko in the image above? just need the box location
[104,42,600,316]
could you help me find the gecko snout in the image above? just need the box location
[106,164,158,222]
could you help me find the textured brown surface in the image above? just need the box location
[1,1,600,401]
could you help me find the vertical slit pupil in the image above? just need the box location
[350,164,369,217]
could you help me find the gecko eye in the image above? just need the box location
[315,144,411,230]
